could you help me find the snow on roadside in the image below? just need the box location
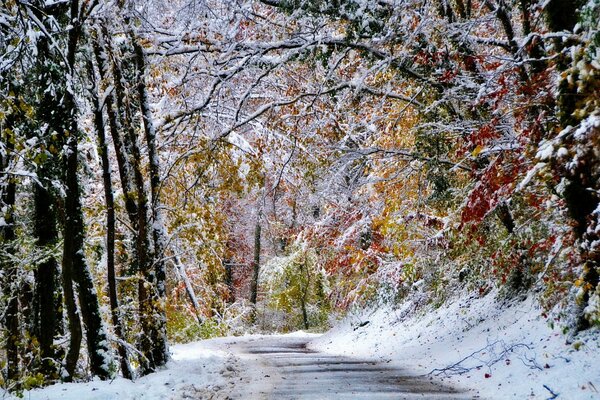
[13,342,232,400]
[309,291,600,399]
[6,331,320,400]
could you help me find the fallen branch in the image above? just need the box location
[427,339,542,377]
[543,384,559,399]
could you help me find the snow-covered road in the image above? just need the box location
[211,334,473,399]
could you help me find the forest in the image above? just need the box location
[0,0,599,396]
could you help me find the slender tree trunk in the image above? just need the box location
[62,0,112,379]
[32,184,61,377]
[250,221,262,305]
[300,297,309,330]
[3,276,19,384]
[89,61,134,380]
[224,259,234,303]
[33,111,81,381]
[104,34,156,371]
[519,0,546,74]
[173,253,203,323]
[496,201,515,234]
[93,29,139,231]
[101,27,169,370]
[22,19,66,379]
[61,237,82,380]
[4,277,19,384]
[299,259,310,330]
[30,2,84,381]
[1,122,19,384]
[132,36,169,369]
[63,93,114,378]
[125,73,156,373]
[36,256,59,375]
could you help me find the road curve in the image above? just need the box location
[215,335,475,400]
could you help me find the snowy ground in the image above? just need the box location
[9,342,233,400]
[6,291,599,399]
[311,291,600,399]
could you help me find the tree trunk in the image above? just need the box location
[33,113,80,381]
[132,36,169,369]
[30,1,83,381]
[35,258,59,376]
[92,28,139,231]
[547,0,600,332]
[63,110,113,380]
[98,18,160,373]
[89,60,133,380]
[496,201,514,234]
[23,12,66,379]
[250,221,262,305]
[62,0,112,379]
[299,259,310,330]
[32,184,61,377]
[61,235,82,380]
[224,259,234,303]
[173,253,203,323]
[1,120,19,384]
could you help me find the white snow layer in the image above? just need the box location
[17,342,231,400]
[310,291,600,399]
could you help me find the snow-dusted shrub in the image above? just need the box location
[259,241,331,331]
[584,284,600,326]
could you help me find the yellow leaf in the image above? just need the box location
[472,145,483,157]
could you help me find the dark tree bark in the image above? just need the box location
[63,82,113,378]
[102,24,167,372]
[1,114,19,384]
[546,0,600,332]
[89,60,133,380]
[132,36,169,370]
[519,0,547,74]
[299,258,310,330]
[60,0,112,379]
[26,0,82,380]
[224,259,234,303]
[61,235,82,380]
[93,28,139,232]
[496,201,515,234]
[17,5,68,379]
[33,115,80,379]
[545,0,585,32]
[33,185,61,377]
[250,221,262,305]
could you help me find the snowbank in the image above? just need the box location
[11,332,320,400]
[310,291,600,399]
[16,341,232,400]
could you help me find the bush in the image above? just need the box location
[259,241,331,331]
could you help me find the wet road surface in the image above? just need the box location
[220,335,475,399]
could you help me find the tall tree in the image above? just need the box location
[250,219,262,305]
[131,31,169,371]
[88,57,134,379]
[61,0,112,379]
[1,87,20,385]
[546,0,600,331]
